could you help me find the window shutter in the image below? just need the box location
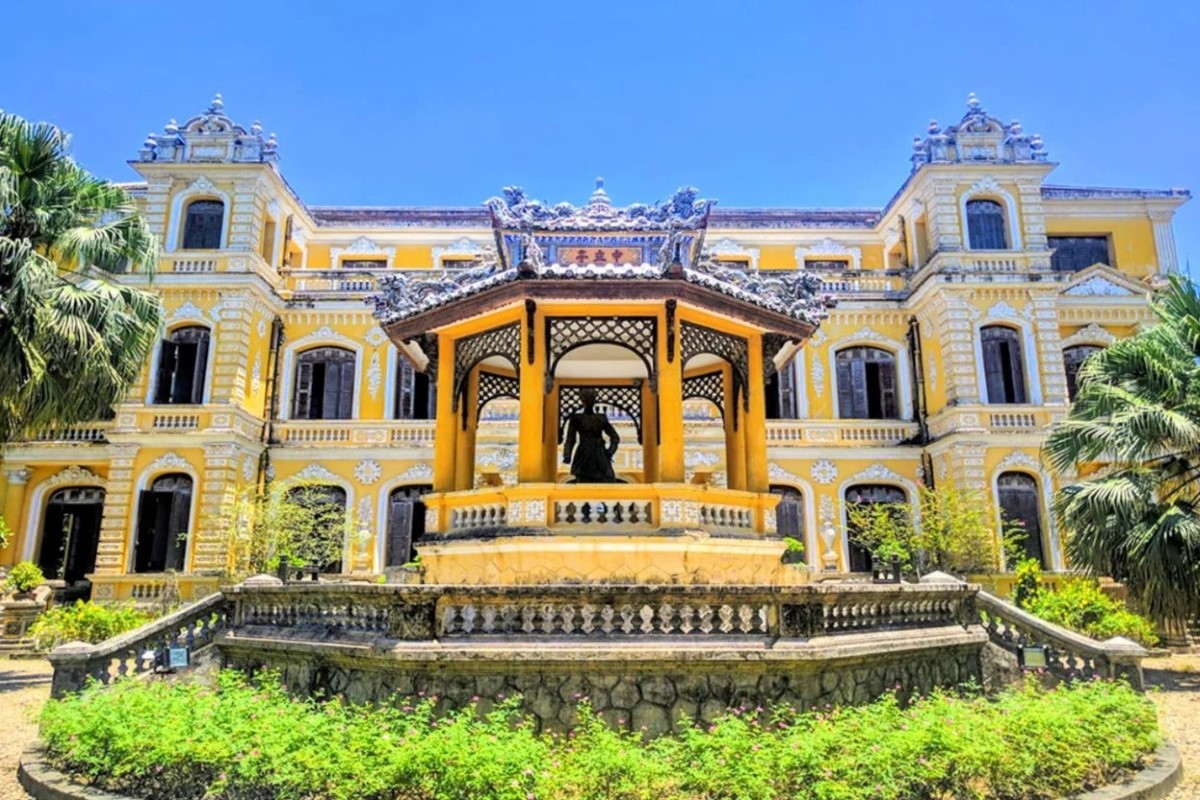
[848,357,869,419]
[835,355,856,419]
[396,360,415,419]
[1004,338,1027,403]
[154,341,177,404]
[777,361,797,419]
[164,486,192,572]
[172,341,198,404]
[387,496,415,566]
[426,375,438,419]
[878,356,897,419]
[294,361,314,419]
[776,497,802,539]
[981,334,1008,403]
[999,474,1045,567]
[134,490,159,573]
[966,200,1008,250]
[191,333,210,404]
[336,360,355,419]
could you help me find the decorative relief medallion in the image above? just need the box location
[507,501,523,525]
[810,459,838,485]
[354,459,382,485]
[365,327,388,347]
[398,462,434,481]
[294,463,339,482]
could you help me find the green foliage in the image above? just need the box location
[0,110,162,444]
[40,671,1160,800]
[28,601,152,651]
[1026,579,1160,647]
[1046,275,1200,627]
[0,516,12,551]
[4,560,44,594]
[781,536,805,554]
[915,484,1003,574]
[216,481,362,577]
[847,501,914,570]
[1013,557,1043,609]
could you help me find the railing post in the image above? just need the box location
[47,642,97,698]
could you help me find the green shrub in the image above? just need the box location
[781,536,804,554]
[1013,557,1043,609]
[28,601,152,651]
[40,671,1160,800]
[4,561,44,595]
[1027,579,1160,647]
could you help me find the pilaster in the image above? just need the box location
[228,177,269,253]
[1,468,31,567]
[1150,210,1180,274]
[920,292,980,406]
[1014,177,1048,252]
[1030,290,1069,406]
[207,293,256,405]
[920,178,963,254]
[94,444,139,575]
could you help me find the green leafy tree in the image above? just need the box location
[913,485,1002,574]
[847,500,914,571]
[217,481,361,577]
[0,110,162,443]
[1045,275,1200,630]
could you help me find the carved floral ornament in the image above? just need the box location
[1061,323,1117,348]
[45,465,105,488]
[332,236,395,267]
[910,93,1047,171]
[145,451,193,474]
[793,238,862,271]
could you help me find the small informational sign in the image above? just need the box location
[1020,645,1048,670]
[167,646,190,669]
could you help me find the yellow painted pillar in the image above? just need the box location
[455,369,479,490]
[1,468,31,567]
[433,333,458,493]
[640,380,659,483]
[542,387,560,482]
[518,305,547,483]
[722,366,747,491]
[659,311,685,483]
[744,335,769,493]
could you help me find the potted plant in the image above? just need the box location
[781,537,806,565]
[4,561,46,599]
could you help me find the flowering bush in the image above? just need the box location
[1027,579,1160,647]
[39,671,1160,800]
[28,601,152,651]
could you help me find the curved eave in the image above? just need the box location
[380,279,818,344]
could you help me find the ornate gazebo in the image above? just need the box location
[372,185,830,585]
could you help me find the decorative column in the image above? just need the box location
[518,306,547,484]
[722,365,747,491]
[94,443,140,576]
[1030,290,1068,406]
[1,468,31,566]
[432,333,458,493]
[743,335,769,493]
[658,312,685,484]
[1150,210,1180,275]
[455,370,479,490]
[640,380,659,483]
[207,292,255,405]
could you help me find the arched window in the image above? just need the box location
[181,200,224,250]
[387,485,432,566]
[845,484,907,573]
[1063,345,1103,401]
[394,359,436,420]
[835,347,898,419]
[153,326,211,405]
[965,199,1008,250]
[997,472,1046,568]
[286,485,347,573]
[980,326,1027,404]
[39,487,105,585]
[770,485,804,542]
[134,474,192,573]
[765,360,798,420]
[293,347,356,420]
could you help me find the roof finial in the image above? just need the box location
[966,91,981,111]
[589,176,611,206]
[209,92,224,113]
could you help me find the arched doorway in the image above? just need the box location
[39,487,105,586]
[134,474,192,573]
[844,484,908,573]
[386,485,432,567]
[997,472,1046,568]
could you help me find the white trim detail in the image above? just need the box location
[707,238,761,271]
[294,463,340,482]
[145,451,192,473]
[331,236,395,268]
[431,237,486,267]
[1151,215,1179,275]
[166,177,231,252]
[960,176,1022,251]
[1061,323,1117,349]
[1063,276,1134,296]
[794,237,862,271]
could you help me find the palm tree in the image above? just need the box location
[1045,275,1200,633]
[0,110,162,443]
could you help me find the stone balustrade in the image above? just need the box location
[272,419,436,447]
[974,587,1148,689]
[764,420,921,447]
[31,421,112,443]
[48,592,229,697]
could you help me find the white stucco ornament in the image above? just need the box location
[810,459,838,485]
[354,459,382,484]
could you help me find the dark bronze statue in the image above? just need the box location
[562,389,620,483]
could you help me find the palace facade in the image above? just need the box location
[0,93,1189,602]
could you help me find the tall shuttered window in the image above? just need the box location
[965,199,1008,250]
[293,347,356,420]
[153,326,210,405]
[845,484,907,573]
[134,474,192,573]
[386,485,431,567]
[770,486,804,542]
[181,200,224,250]
[1063,344,1103,400]
[394,359,436,420]
[980,326,1027,404]
[1049,236,1111,272]
[998,472,1046,568]
[835,347,899,419]
[765,360,798,420]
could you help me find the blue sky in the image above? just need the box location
[3,0,1197,268]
